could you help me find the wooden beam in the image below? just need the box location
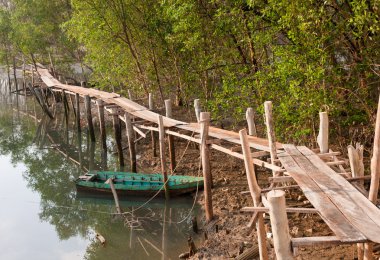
[241,206,318,214]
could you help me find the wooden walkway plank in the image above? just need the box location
[278,149,367,242]
[295,146,380,243]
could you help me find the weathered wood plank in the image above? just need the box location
[278,147,366,242]
[295,146,380,244]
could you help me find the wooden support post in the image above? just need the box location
[194,99,201,122]
[125,113,137,172]
[264,101,278,176]
[158,115,170,199]
[317,112,329,153]
[150,93,157,157]
[200,112,213,222]
[246,107,257,136]
[348,143,364,188]
[75,94,81,133]
[84,95,95,142]
[12,56,18,93]
[106,178,122,214]
[267,190,294,260]
[239,129,268,260]
[365,96,380,260]
[165,99,176,173]
[112,108,124,169]
[97,100,107,169]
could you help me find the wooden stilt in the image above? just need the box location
[97,100,107,169]
[239,129,268,260]
[75,94,81,133]
[112,108,124,169]
[246,107,257,136]
[84,95,95,142]
[200,112,213,221]
[267,190,293,260]
[165,99,176,173]
[158,114,170,199]
[317,112,329,153]
[125,113,137,172]
[12,56,18,93]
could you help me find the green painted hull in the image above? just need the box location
[75,171,204,197]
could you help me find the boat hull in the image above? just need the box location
[75,171,203,198]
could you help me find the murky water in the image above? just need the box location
[0,76,201,260]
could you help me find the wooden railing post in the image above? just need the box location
[97,99,107,169]
[365,96,380,260]
[200,112,213,222]
[239,129,268,260]
[267,190,293,260]
[194,99,201,123]
[165,99,176,173]
[246,107,257,136]
[85,95,95,142]
[348,143,364,188]
[158,115,170,199]
[149,93,157,157]
[317,112,329,153]
[112,108,124,169]
[264,101,278,175]
[125,113,137,173]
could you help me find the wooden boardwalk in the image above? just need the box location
[30,64,380,259]
[279,145,380,243]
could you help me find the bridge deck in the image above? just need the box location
[278,144,380,243]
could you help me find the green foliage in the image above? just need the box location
[1,0,380,141]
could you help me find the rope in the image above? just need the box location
[120,130,202,226]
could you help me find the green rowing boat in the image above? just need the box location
[75,171,204,197]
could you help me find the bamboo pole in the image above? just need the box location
[239,129,268,260]
[112,108,124,169]
[246,107,257,136]
[84,95,95,142]
[264,101,278,176]
[125,113,137,172]
[267,190,293,260]
[158,115,170,199]
[200,112,213,222]
[165,99,176,173]
[106,177,122,214]
[97,99,107,169]
[317,112,329,153]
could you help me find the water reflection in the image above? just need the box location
[0,78,200,259]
